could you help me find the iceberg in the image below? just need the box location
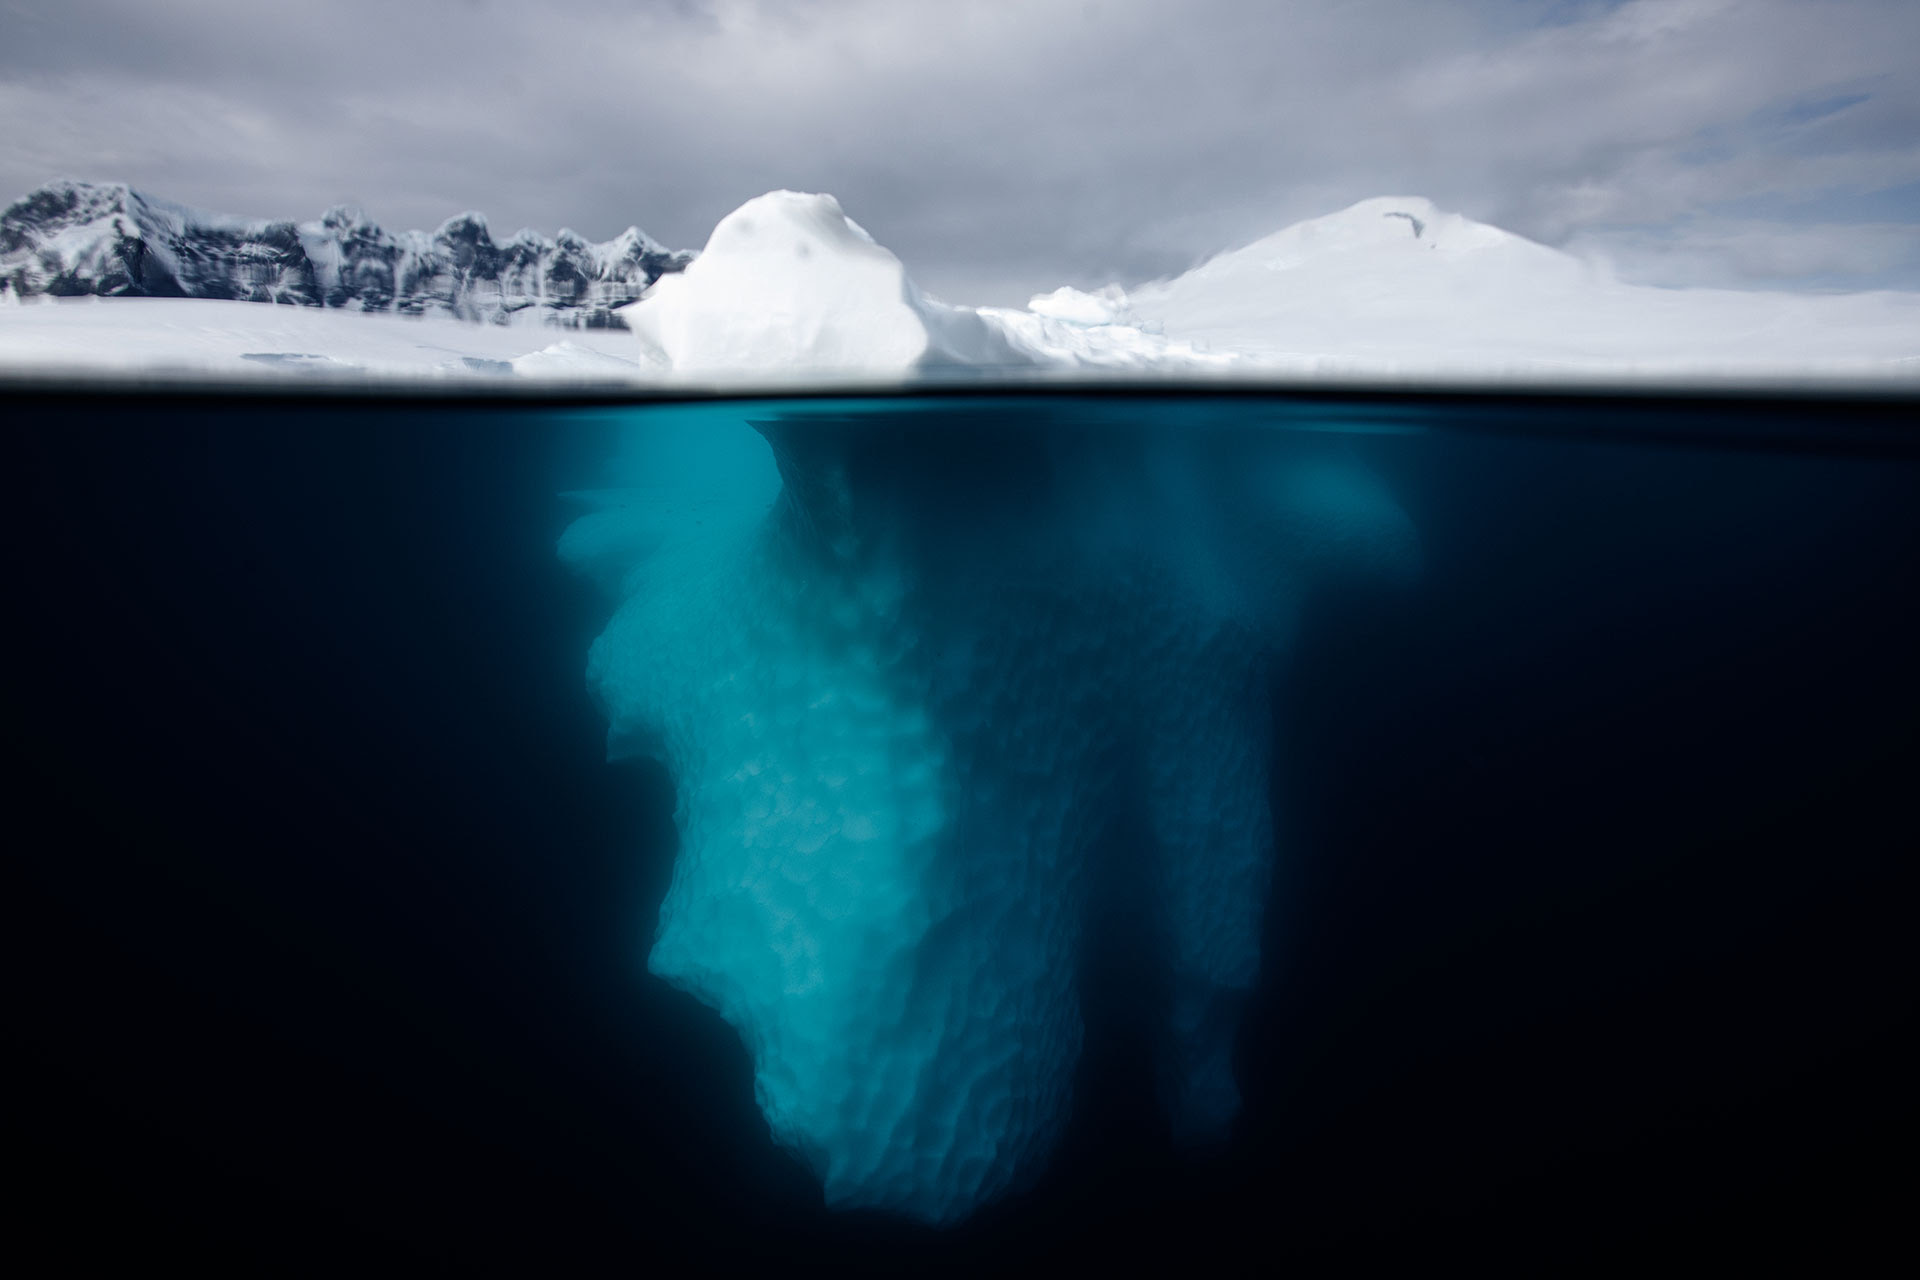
[608,189,1917,383]
[565,403,1419,1221]
[567,199,1427,1223]
[618,191,1233,378]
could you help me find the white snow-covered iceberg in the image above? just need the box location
[611,190,1915,384]
[617,190,1231,379]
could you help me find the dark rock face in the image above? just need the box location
[1,181,693,328]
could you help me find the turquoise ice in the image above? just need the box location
[560,399,1418,1225]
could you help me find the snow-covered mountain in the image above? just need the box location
[0,180,693,328]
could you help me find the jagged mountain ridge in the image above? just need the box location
[0,180,694,328]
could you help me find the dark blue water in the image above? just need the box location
[12,388,1916,1269]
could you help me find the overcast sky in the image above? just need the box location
[2,0,1916,304]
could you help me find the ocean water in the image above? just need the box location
[13,387,1916,1268]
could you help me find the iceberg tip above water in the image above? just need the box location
[619,190,1229,380]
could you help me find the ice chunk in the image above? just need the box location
[620,191,1030,376]
[1027,284,1134,326]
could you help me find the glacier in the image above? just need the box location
[562,192,1421,1225]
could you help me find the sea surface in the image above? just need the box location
[13,386,1916,1269]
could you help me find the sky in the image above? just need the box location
[1,0,1916,305]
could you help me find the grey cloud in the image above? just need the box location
[1567,217,1920,289]
[2,0,1916,304]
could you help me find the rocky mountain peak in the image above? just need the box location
[0,180,694,328]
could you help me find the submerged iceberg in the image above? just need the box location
[563,193,1419,1224]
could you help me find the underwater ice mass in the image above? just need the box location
[563,410,1417,1224]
